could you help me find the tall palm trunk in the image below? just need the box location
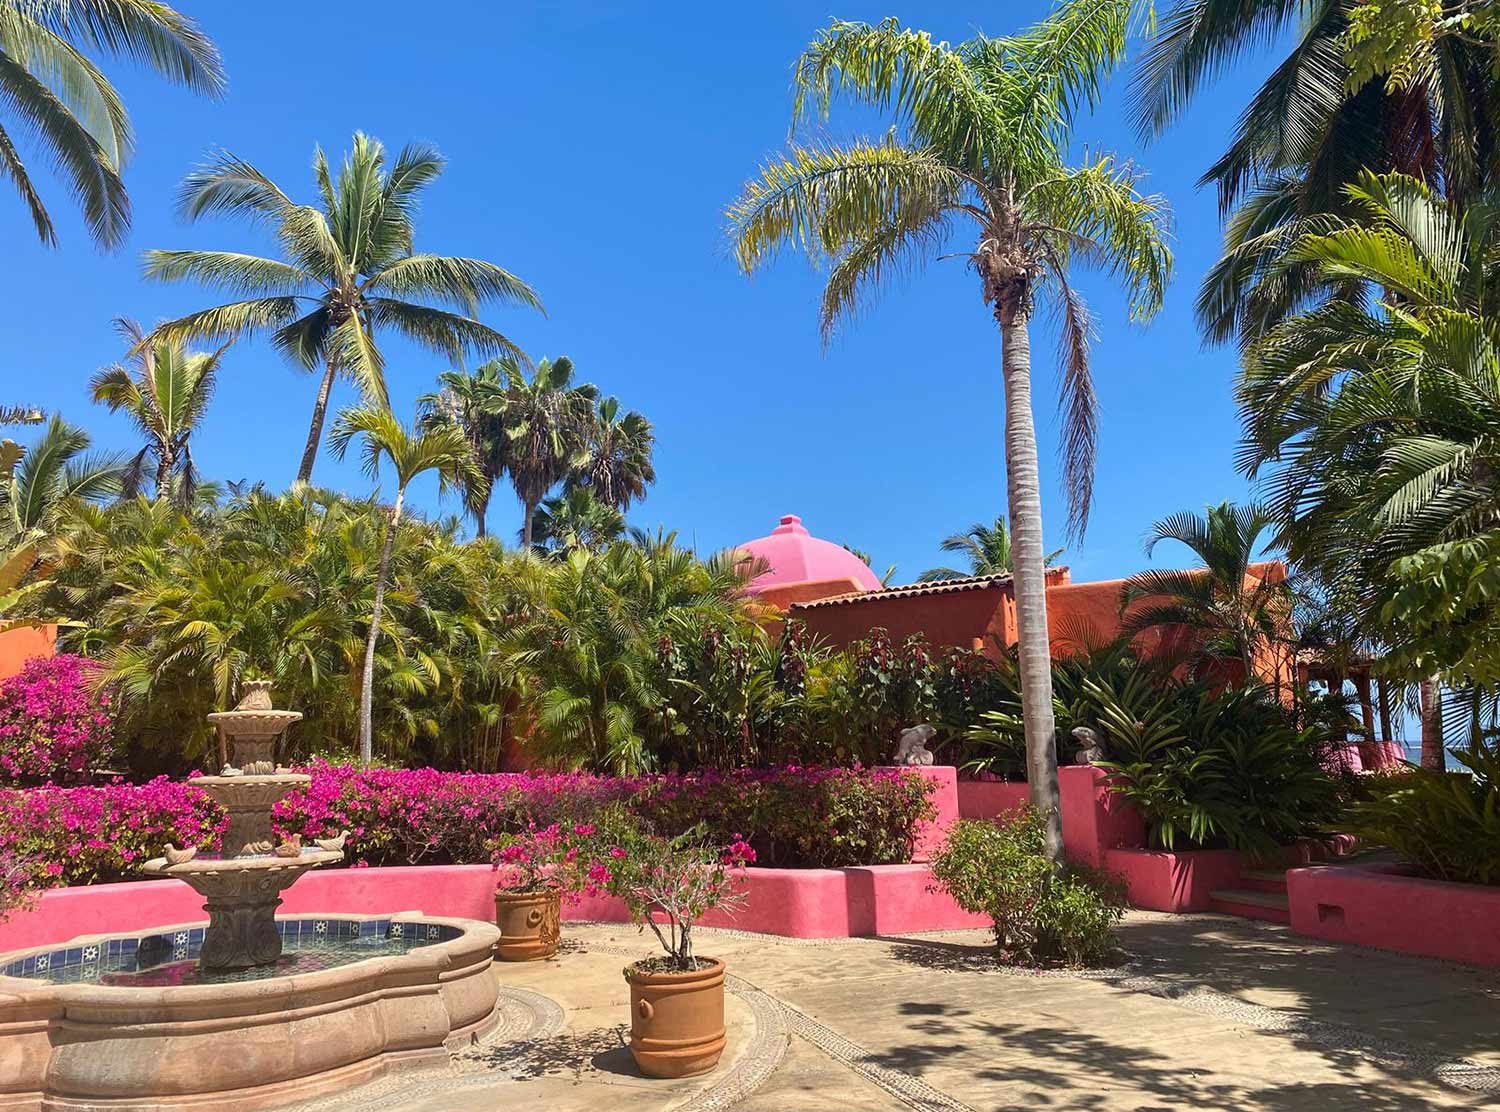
[359,487,404,764]
[298,357,339,483]
[1418,675,1444,770]
[521,498,537,551]
[998,304,1064,863]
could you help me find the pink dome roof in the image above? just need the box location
[738,514,882,595]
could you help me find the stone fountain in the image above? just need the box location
[142,681,343,969]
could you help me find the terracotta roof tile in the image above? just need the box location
[788,573,1013,610]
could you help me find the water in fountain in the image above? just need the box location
[140,681,344,970]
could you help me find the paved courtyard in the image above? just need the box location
[313,913,1500,1111]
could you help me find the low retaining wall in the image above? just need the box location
[0,861,988,952]
[1287,863,1500,968]
[956,780,1029,819]
[1103,848,1243,912]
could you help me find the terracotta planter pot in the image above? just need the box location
[624,957,726,1078]
[493,889,561,961]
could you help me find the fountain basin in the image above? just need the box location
[0,913,501,1112]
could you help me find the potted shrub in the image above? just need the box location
[490,822,598,961]
[600,826,755,1078]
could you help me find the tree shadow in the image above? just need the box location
[462,1024,633,1081]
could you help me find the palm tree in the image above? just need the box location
[1120,502,1288,681]
[330,407,483,763]
[919,516,1062,582]
[725,3,1172,861]
[0,415,121,546]
[1132,1,1500,346]
[569,396,655,510]
[1240,171,1500,769]
[418,361,508,537]
[143,133,544,482]
[490,355,597,550]
[89,318,226,505]
[0,0,224,248]
[530,487,624,555]
[1,406,43,425]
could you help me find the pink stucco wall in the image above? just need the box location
[956,780,1030,819]
[1287,863,1500,968]
[0,860,989,952]
[1103,848,1245,912]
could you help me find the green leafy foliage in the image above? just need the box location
[1340,740,1500,885]
[929,811,1125,967]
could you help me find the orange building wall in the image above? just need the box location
[796,584,1009,654]
[0,624,56,680]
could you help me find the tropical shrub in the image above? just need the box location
[0,779,225,889]
[930,811,1125,967]
[1339,741,1500,885]
[491,821,609,896]
[0,654,115,784]
[1,843,34,922]
[1094,682,1344,854]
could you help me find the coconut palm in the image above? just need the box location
[919,516,1063,582]
[144,133,543,483]
[0,414,121,546]
[418,361,508,537]
[0,0,224,248]
[490,355,597,550]
[570,396,655,510]
[330,407,484,763]
[726,2,1172,861]
[530,487,625,555]
[1120,502,1288,681]
[0,405,43,425]
[1132,0,1500,346]
[89,318,226,505]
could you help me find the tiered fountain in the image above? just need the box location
[0,683,502,1112]
[141,680,343,968]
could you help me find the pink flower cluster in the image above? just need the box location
[0,778,226,891]
[0,655,114,785]
[490,822,601,897]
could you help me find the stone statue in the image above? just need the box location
[1071,725,1105,765]
[893,723,937,766]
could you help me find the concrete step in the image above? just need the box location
[1209,887,1291,925]
[1238,868,1290,895]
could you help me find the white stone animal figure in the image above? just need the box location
[893,724,937,767]
[1072,726,1105,765]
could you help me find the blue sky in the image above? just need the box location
[3,2,1282,584]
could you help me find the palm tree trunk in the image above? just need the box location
[1419,675,1444,770]
[999,307,1064,864]
[298,357,339,484]
[522,499,537,551]
[359,488,404,764]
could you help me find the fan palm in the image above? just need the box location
[143,133,543,483]
[330,407,484,763]
[570,395,655,510]
[1239,171,1500,766]
[1133,0,1500,346]
[0,0,223,248]
[418,360,508,537]
[530,487,625,555]
[919,515,1063,581]
[490,355,597,550]
[1120,501,1289,680]
[725,2,1172,860]
[89,318,226,505]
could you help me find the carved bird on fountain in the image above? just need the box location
[273,835,303,858]
[163,844,198,865]
[314,830,348,853]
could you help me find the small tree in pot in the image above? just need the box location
[600,825,755,1078]
[489,822,601,961]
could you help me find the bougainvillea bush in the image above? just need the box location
[0,654,115,785]
[0,779,225,890]
[0,764,933,894]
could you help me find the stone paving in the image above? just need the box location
[318,912,1500,1111]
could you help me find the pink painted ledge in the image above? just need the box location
[0,862,988,952]
[1287,862,1500,968]
[1102,848,1244,913]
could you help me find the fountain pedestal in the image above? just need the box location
[142,682,343,970]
